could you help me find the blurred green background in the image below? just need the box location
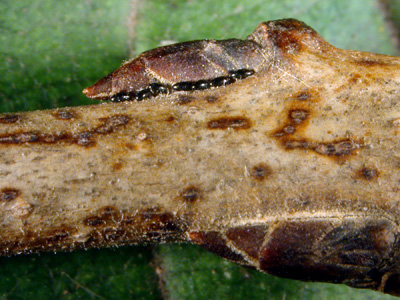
[1,0,400,299]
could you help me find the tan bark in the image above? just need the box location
[1,19,400,296]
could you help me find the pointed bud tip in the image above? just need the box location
[82,84,103,99]
[82,87,92,96]
[82,73,113,100]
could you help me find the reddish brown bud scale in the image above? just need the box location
[83,32,266,101]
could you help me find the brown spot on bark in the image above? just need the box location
[348,74,363,86]
[0,226,75,255]
[124,142,137,150]
[250,163,271,180]
[135,208,182,233]
[0,114,20,124]
[284,139,309,149]
[226,225,268,259]
[0,131,39,143]
[0,131,58,144]
[358,167,379,180]
[267,21,304,53]
[76,132,94,147]
[284,138,362,157]
[149,211,181,232]
[165,116,176,122]
[207,117,251,130]
[112,162,124,171]
[177,95,195,104]
[355,58,391,67]
[95,115,130,134]
[296,92,311,101]
[188,231,247,263]
[314,140,359,156]
[180,186,200,202]
[53,110,76,120]
[83,206,185,243]
[41,227,71,245]
[289,109,309,124]
[262,19,319,55]
[0,188,21,202]
[0,115,130,147]
[0,204,187,254]
[205,95,218,103]
[274,109,310,137]
[102,228,127,241]
[283,125,295,134]
[83,206,118,227]
[99,206,117,215]
[84,216,106,227]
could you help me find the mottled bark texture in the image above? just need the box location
[1,19,400,296]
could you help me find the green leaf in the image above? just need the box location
[0,0,131,112]
[0,246,161,300]
[1,0,399,299]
